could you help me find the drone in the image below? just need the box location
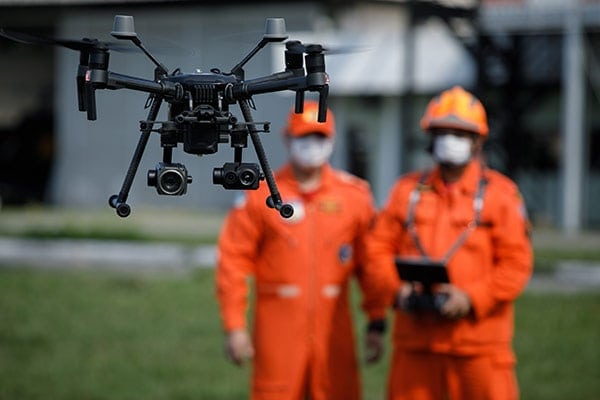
[0,15,330,218]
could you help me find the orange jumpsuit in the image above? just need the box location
[367,160,533,400]
[216,163,386,400]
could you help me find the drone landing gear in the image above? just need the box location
[109,194,131,217]
[108,95,163,218]
[107,95,293,219]
[238,99,293,218]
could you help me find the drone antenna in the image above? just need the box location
[229,18,288,78]
[111,15,169,75]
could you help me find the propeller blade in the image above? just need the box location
[0,28,129,52]
[280,40,371,56]
[0,28,56,45]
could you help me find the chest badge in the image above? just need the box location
[319,199,341,213]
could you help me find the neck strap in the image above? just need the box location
[404,169,487,264]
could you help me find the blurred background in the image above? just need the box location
[0,0,599,232]
[0,1,599,400]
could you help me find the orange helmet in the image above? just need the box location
[285,100,335,138]
[420,86,488,137]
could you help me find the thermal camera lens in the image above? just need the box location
[159,169,185,195]
[239,168,257,186]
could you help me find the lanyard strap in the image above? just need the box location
[404,173,430,258]
[404,170,487,264]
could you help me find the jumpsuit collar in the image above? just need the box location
[279,163,335,194]
[429,159,485,196]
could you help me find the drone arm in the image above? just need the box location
[228,75,307,99]
[105,72,182,100]
[236,69,302,86]
[229,71,329,121]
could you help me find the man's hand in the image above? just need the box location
[364,330,385,364]
[395,282,419,311]
[225,329,254,366]
[436,283,472,319]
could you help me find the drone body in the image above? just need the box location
[0,15,330,218]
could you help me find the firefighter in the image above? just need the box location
[216,101,388,400]
[367,86,533,400]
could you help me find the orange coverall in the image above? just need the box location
[367,160,533,400]
[216,163,386,400]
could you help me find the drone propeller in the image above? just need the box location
[0,28,127,120]
[277,40,370,56]
[0,28,132,52]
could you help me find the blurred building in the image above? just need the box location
[0,0,598,233]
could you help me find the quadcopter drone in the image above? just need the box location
[0,15,330,218]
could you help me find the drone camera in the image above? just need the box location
[213,162,262,190]
[147,162,192,195]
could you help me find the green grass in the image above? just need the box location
[0,268,598,400]
[533,248,600,273]
[0,268,248,400]
[0,206,224,245]
[514,292,600,400]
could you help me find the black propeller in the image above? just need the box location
[0,28,125,120]
[0,28,131,52]
[279,40,370,56]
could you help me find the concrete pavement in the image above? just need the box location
[0,207,599,291]
[1,236,599,292]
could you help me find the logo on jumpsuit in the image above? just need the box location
[338,244,353,265]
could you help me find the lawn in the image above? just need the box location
[0,267,598,400]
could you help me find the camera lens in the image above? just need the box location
[239,168,257,187]
[159,169,185,195]
[224,171,238,186]
[213,163,261,190]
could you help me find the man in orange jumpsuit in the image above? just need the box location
[216,101,388,400]
[366,86,533,400]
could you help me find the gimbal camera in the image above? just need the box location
[0,15,330,218]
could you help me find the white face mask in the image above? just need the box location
[432,134,473,166]
[288,136,334,168]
